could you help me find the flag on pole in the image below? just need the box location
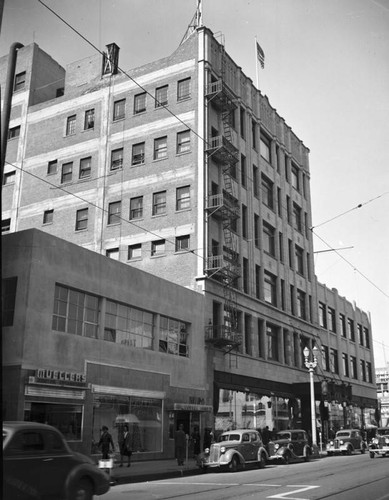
[256,41,265,69]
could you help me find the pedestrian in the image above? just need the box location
[175,424,187,466]
[191,426,201,457]
[98,426,115,460]
[203,427,213,450]
[262,426,271,446]
[119,424,132,467]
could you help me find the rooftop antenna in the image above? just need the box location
[180,0,203,45]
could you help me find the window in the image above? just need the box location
[111,148,123,170]
[347,318,355,341]
[254,214,259,247]
[1,218,11,233]
[321,345,330,371]
[153,191,166,216]
[241,204,248,239]
[264,271,277,305]
[252,120,257,149]
[176,186,190,211]
[350,356,357,379]
[366,362,372,383]
[113,99,126,120]
[295,246,304,275]
[159,316,188,357]
[296,289,306,320]
[340,313,347,337]
[292,203,302,232]
[25,403,82,441]
[240,107,246,139]
[84,109,95,130]
[47,160,57,175]
[2,277,17,327]
[266,324,279,361]
[255,265,261,299]
[131,142,145,165]
[151,239,166,256]
[175,235,190,252]
[61,162,73,183]
[8,126,20,139]
[277,187,282,216]
[52,284,99,338]
[242,258,249,294]
[79,157,91,179]
[263,222,275,256]
[155,85,168,107]
[154,136,167,160]
[342,353,349,377]
[360,360,366,382]
[108,201,121,225]
[177,78,191,101]
[260,133,271,163]
[177,130,191,154]
[291,164,300,191]
[364,327,370,349]
[241,155,247,187]
[43,209,54,224]
[66,115,76,136]
[328,307,336,333]
[128,243,142,260]
[106,248,119,260]
[330,348,339,374]
[357,324,364,346]
[14,71,26,92]
[288,239,293,268]
[261,174,274,209]
[75,208,88,231]
[3,171,15,185]
[319,302,327,328]
[253,165,259,197]
[130,196,143,220]
[104,299,153,348]
[134,92,146,114]
[279,232,284,262]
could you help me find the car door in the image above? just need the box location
[3,429,48,499]
[240,433,252,461]
[293,432,304,456]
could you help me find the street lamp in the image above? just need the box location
[303,344,319,448]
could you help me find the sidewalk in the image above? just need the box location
[105,458,201,485]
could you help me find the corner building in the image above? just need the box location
[1,25,376,449]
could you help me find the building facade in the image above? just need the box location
[1,25,377,449]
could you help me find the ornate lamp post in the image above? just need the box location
[303,345,319,447]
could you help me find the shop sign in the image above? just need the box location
[30,369,87,387]
[173,403,213,412]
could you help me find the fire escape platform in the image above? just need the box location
[205,80,237,112]
[205,135,239,165]
[205,325,242,349]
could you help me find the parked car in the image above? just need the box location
[267,429,311,464]
[327,429,367,455]
[3,421,110,500]
[197,429,268,472]
[369,427,389,458]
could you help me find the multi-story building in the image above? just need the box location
[376,364,389,427]
[1,24,377,450]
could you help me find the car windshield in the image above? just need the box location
[275,432,291,440]
[336,432,350,437]
[218,433,240,442]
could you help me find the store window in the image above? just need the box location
[91,394,162,454]
[159,316,189,357]
[24,402,82,441]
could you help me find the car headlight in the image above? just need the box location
[220,446,226,454]
[339,440,344,445]
[204,448,210,454]
[385,438,389,444]
[274,443,280,450]
[373,438,379,444]
[329,441,334,446]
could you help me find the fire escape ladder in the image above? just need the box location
[204,42,241,355]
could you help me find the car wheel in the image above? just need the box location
[304,450,311,462]
[258,452,266,469]
[69,478,93,500]
[361,447,366,454]
[327,451,332,456]
[369,452,375,459]
[229,455,239,472]
[283,451,291,464]
[346,446,352,455]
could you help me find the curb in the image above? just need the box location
[111,467,203,485]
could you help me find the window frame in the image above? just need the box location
[61,162,73,184]
[113,98,126,121]
[264,271,277,306]
[84,109,95,130]
[128,243,142,260]
[152,191,167,216]
[134,92,147,114]
[43,209,54,225]
[155,85,168,108]
[176,186,190,211]
[111,148,123,170]
[47,160,58,175]
[261,174,274,209]
[176,130,191,154]
[175,235,190,252]
[153,136,168,160]
[66,115,76,136]
[8,126,21,139]
[129,196,143,220]
[75,208,88,231]
[151,239,166,257]
[14,71,26,92]
[177,78,191,101]
[107,201,121,225]
[79,156,92,179]
[131,142,145,166]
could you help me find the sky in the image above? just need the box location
[1,0,388,367]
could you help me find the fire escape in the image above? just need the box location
[204,44,242,352]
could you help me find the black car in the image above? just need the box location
[267,429,311,464]
[3,421,110,500]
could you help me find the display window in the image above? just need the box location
[24,402,83,440]
[92,394,163,454]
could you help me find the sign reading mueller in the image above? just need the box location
[36,369,86,384]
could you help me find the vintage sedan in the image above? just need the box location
[369,427,389,458]
[267,429,311,464]
[3,421,110,500]
[327,429,367,455]
[197,429,268,472]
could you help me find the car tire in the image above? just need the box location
[304,450,311,462]
[346,446,352,455]
[369,452,375,459]
[258,452,266,469]
[69,478,93,500]
[327,451,332,456]
[361,447,366,454]
[283,451,291,465]
[229,455,239,472]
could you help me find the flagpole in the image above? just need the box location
[255,36,259,89]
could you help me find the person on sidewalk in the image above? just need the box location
[98,426,115,460]
[119,424,132,467]
[175,424,187,466]
[191,426,201,458]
